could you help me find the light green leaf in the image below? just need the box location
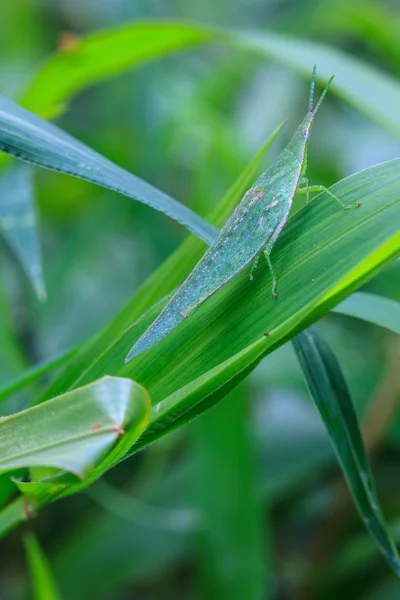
[0,376,149,478]
[292,326,400,576]
[0,95,217,244]
[0,163,45,299]
[21,22,216,117]
[334,291,400,334]
[0,376,150,538]
[24,533,62,600]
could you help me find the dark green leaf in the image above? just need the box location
[292,326,400,576]
[0,163,45,299]
[0,95,217,244]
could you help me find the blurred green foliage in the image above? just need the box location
[1,0,400,599]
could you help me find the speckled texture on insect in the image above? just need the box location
[126,66,358,362]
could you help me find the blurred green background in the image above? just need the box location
[1,0,400,598]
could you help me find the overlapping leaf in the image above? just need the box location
[334,291,400,334]
[0,95,217,244]
[0,163,45,298]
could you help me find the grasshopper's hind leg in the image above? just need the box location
[263,248,278,298]
[296,184,361,209]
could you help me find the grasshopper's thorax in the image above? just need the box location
[285,110,315,166]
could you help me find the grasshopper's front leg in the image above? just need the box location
[249,253,260,281]
[296,183,361,209]
[298,176,310,203]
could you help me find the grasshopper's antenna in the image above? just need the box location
[308,65,317,112]
[313,73,335,115]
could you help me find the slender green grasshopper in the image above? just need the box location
[126,66,360,362]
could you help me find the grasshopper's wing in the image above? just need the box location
[125,186,283,361]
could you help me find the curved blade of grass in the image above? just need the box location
[0,376,149,479]
[43,158,400,412]
[24,533,62,600]
[292,326,400,576]
[30,158,399,462]
[0,163,45,299]
[21,22,216,117]
[0,345,80,406]
[333,291,400,334]
[0,96,217,245]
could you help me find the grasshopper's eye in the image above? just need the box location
[302,128,309,140]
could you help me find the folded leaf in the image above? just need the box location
[0,376,150,479]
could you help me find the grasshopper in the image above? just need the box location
[126,66,360,362]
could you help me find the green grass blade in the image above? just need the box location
[24,533,62,600]
[292,326,400,576]
[0,345,80,405]
[333,291,400,334]
[192,387,265,600]
[0,163,45,299]
[0,95,217,244]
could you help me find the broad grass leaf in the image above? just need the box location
[34,159,400,455]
